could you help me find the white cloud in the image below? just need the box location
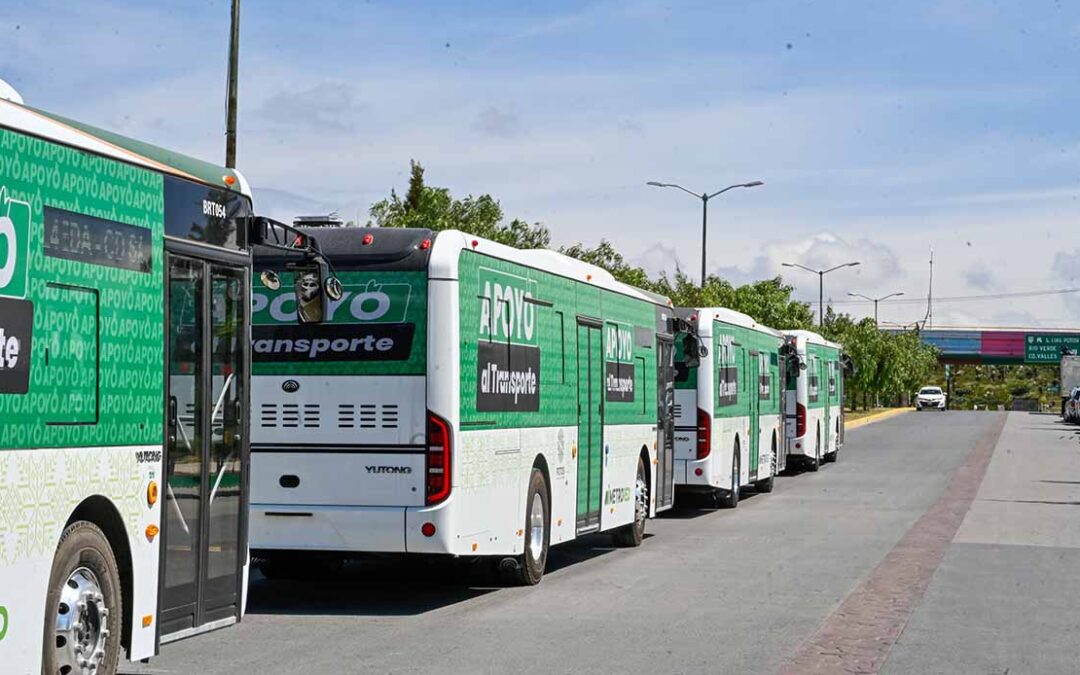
[709,232,902,292]
[257,83,368,132]
[631,243,685,279]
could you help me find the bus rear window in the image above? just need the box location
[251,270,427,376]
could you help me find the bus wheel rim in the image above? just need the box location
[528,491,545,561]
[54,566,110,674]
[634,470,647,527]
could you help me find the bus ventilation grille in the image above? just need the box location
[258,403,321,429]
[257,403,400,430]
[336,403,399,429]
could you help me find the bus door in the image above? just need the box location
[576,318,604,533]
[747,350,760,480]
[654,336,676,511]
[822,360,831,452]
[160,250,249,641]
[775,350,788,473]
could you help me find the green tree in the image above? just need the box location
[649,272,815,330]
[369,160,551,248]
[559,240,653,288]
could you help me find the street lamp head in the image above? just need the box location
[744,181,764,188]
[781,262,794,267]
[847,261,861,267]
[646,181,666,187]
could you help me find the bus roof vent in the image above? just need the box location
[293,213,345,228]
[0,79,24,105]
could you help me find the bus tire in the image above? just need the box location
[720,445,740,508]
[512,468,550,586]
[43,521,123,675]
[614,455,648,547]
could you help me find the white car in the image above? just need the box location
[916,386,946,411]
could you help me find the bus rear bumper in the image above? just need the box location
[250,504,408,553]
[249,498,476,556]
[787,435,812,458]
[673,457,724,489]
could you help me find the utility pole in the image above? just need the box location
[926,247,934,330]
[225,0,241,168]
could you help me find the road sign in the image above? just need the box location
[1024,334,1080,363]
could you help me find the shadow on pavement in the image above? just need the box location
[246,531,637,616]
[246,557,497,617]
[658,488,764,519]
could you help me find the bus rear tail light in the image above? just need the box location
[696,408,711,460]
[426,411,452,505]
[796,402,807,438]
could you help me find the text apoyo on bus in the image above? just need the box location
[252,287,396,323]
[478,279,535,343]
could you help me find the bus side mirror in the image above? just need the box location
[294,263,344,323]
[324,275,344,302]
[682,335,702,369]
[784,353,803,373]
[260,270,281,290]
[294,268,324,323]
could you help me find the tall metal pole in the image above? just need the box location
[874,299,879,326]
[646,180,763,290]
[818,270,824,327]
[225,0,241,168]
[927,247,934,330]
[700,195,709,288]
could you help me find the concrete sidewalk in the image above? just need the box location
[883,412,1080,674]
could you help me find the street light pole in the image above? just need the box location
[847,291,904,326]
[701,196,708,286]
[782,261,861,327]
[819,270,823,328]
[647,180,764,288]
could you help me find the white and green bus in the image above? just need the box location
[248,227,679,584]
[673,308,785,507]
[0,88,328,674]
[783,330,844,470]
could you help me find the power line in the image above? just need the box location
[804,287,1080,306]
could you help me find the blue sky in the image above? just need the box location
[4,0,1080,325]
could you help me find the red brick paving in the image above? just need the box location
[777,413,1007,675]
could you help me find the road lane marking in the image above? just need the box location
[778,412,1007,675]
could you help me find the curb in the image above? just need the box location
[845,407,911,430]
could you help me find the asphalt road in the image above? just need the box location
[133,411,1078,675]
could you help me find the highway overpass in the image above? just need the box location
[884,326,1080,364]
